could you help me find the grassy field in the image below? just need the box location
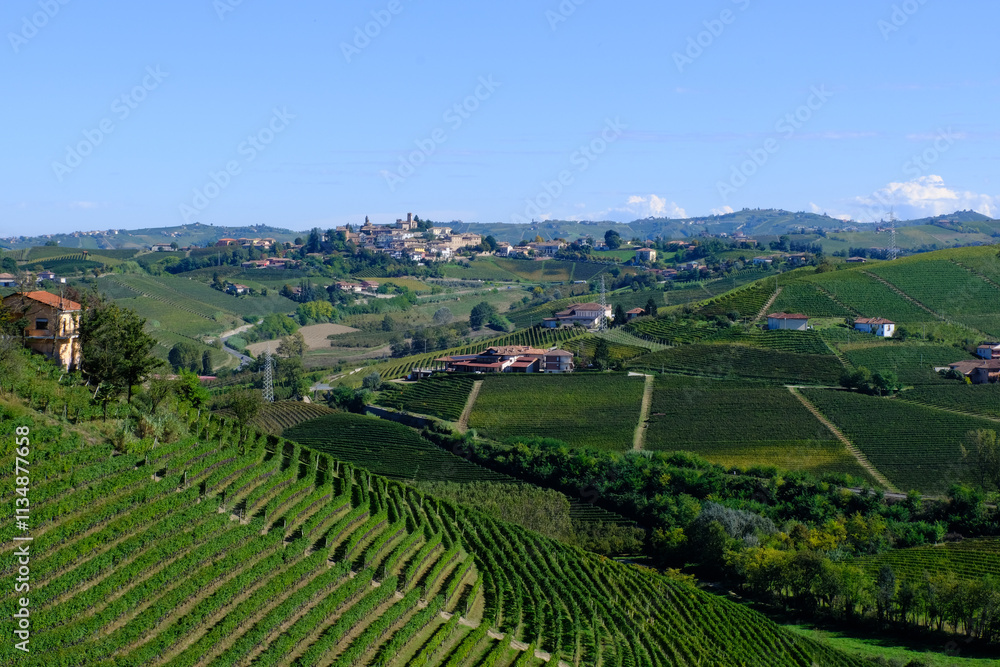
[467,373,645,451]
[801,389,994,494]
[627,344,845,385]
[644,381,874,480]
[246,323,358,356]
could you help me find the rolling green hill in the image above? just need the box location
[0,397,866,666]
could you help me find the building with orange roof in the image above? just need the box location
[2,291,83,369]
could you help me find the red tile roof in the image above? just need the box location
[5,291,81,311]
[767,312,808,320]
[855,317,894,325]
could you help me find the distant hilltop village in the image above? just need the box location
[333,213,483,261]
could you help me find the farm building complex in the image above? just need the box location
[437,346,575,374]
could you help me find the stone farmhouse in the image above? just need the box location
[947,359,1000,385]
[2,291,83,370]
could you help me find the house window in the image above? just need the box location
[35,318,48,330]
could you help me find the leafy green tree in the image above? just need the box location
[362,371,382,390]
[593,338,611,370]
[168,341,201,372]
[228,388,262,443]
[201,350,213,375]
[482,235,498,252]
[469,301,497,329]
[963,429,1000,491]
[277,331,306,358]
[604,229,622,249]
[433,307,453,325]
[81,300,162,407]
[613,303,627,326]
[177,369,209,408]
[645,297,658,317]
[381,314,395,332]
[306,228,323,254]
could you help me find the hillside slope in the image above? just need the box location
[0,400,867,666]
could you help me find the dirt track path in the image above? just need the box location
[457,380,483,433]
[754,286,782,322]
[633,375,654,450]
[787,387,899,492]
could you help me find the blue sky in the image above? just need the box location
[2,0,997,236]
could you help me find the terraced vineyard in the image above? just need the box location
[697,281,775,320]
[900,383,1000,419]
[644,381,874,481]
[840,342,969,385]
[859,538,1000,584]
[868,259,1000,335]
[284,412,517,484]
[770,282,853,318]
[215,401,337,434]
[801,389,994,493]
[802,270,932,323]
[377,375,475,421]
[561,335,650,364]
[626,318,722,345]
[627,344,845,385]
[467,374,645,451]
[0,385,872,666]
[705,328,834,355]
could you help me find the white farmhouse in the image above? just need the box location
[854,317,895,338]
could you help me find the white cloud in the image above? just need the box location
[853,175,996,220]
[601,194,687,221]
[710,205,734,216]
[68,201,101,210]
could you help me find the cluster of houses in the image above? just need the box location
[334,214,482,261]
[947,342,1000,385]
[332,279,381,293]
[0,271,67,288]
[214,237,278,249]
[239,257,299,270]
[437,345,575,374]
[766,313,897,337]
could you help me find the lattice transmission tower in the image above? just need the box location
[262,343,274,403]
[888,209,898,261]
[598,275,609,332]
